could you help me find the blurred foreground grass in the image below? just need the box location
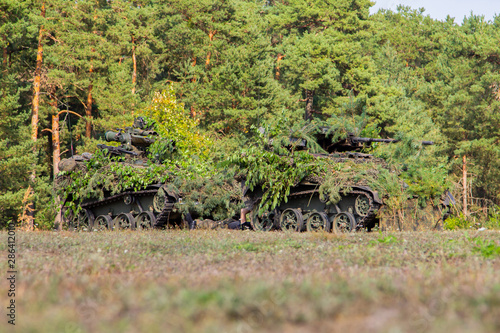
[1,229,499,332]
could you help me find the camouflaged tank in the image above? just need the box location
[57,118,184,231]
[247,129,454,232]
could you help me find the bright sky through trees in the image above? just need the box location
[370,0,499,22]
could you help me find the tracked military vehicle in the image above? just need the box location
[57,118,184,231]
[246,129,453,232]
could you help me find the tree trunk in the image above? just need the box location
[24,3,46,231]
[276,53,284,80]
[304,89,314,121]
[86,85,93,137]
[191,55,197,80]
[86,65,93,138]
[206,30,217,67]
[191,56,197,118]
[463,155,468,217]
[48,87,58,176]
[52,113,62,230]
[53,110,82,230]
[52,114,60,177]
[32,4,45,144]
[53,196,63,231]
[131,35,136,94]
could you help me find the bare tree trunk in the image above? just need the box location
[52,114,60,177]
[86,65,93,138]
[397,209,404,231]
[31,4,45,144]
[48,87,59,175]
[463,155,468,217]
[276,53,284,80]
[206,30,217,67]
[304,89,314,121]
[53,196,63,231]
[131,35,136,95]
[52,112,62,231]
[24,3,46,231]
[86,85,92,137]
[190,56,197,118]
[52,111,81,230]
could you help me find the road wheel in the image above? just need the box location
[279,208,304,232]
[114,213,136,230]
[77,209,94,232]
[306,212,329,232]
[355,194,371,217]
[251,209,278,231]
[136,211,156,229]
[332,212,356,233]
[94,215,113,231]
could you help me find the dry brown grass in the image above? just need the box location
[1,229,499,332]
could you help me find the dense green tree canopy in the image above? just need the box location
[0,0,499,227]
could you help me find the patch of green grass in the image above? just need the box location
[370,232,400,245]
[472,237,500,258]
[234,241,260,252]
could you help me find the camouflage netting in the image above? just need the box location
[55,153,243,221]
[164,173,243,221]
[232,147,449,230]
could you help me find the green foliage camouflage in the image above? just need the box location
[226,117,449,229]
[55,150,242,221]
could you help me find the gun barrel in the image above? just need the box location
[352,137,434,145]
[352,137,397,143]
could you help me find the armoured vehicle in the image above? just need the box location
[246,129,453,232]
[58,118,184,231]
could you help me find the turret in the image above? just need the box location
[320,133,433,153]
[306,126,433,153]
[287,127,434,156]
[97,117,160,161]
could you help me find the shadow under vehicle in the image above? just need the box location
[246,129,454,233]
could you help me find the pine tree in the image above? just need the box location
[267,0,374,120]
[0,0,53,227]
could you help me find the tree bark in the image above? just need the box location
[32,4,45,144]
[191,56,197,118]
[191,56,197,75]
[463,155,468,217]
[205,30,217,67]
[276,53,284,80]
[131,35,136,94]
[47,87,59,175]
[52,114,60,177]
[304,89,314,121]
[52,111,81,230]
[86,65,93,138]
[25,3,46,231]
[53,196,63,231]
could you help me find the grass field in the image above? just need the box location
[1,229,499,332]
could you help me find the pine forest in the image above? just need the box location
[1,0,500,230]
